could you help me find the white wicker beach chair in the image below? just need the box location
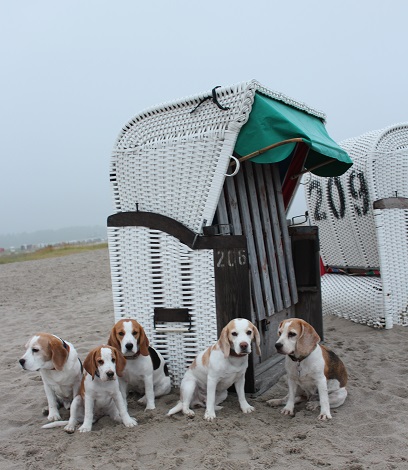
[108,80,330,385]
[108,80,352,386]
[305,123,408,328]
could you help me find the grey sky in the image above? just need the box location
[1,0,407,234]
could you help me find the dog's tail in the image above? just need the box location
[167,401,183,416]
[41,420,69,429]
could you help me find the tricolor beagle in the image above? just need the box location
[19,333,82,422]
[108,319,171,410]
[167,318,261,421]
[266,318,348,420]
[43,345,137,432]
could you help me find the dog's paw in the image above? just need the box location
[183,409,195,418]
[241,404,255,414]
[204,410,216,421]
[123,416,138,428]
[64,424,76,434]
[47,413,62,422]
[137,396,147,405]
[78,424,92,433]
[317,412,332,421]
[306,401,320,411]
[281,407,294,416]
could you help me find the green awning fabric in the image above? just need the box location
[234,92,353,177]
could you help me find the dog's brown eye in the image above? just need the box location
[288,332,297,338]
[231,332,238,336]
[112,358,116,363]
[98,360,104,365]
[132,331,137,336]
[118,332,125,337]
[32,348,39,353]
[246,331,252,336]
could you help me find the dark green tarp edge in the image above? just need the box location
[234,92,353,177]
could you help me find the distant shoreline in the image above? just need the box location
[0,242,107,265]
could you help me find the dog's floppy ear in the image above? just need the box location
[137,323,150,357]
[49,336,69,371]
[83,348,98,380]
[251,323,262,356]
[113,347,127,377]
[296,320,320,358]
[107,324,121,351]
[218,325,231,358]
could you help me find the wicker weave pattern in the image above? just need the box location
[374,207,408,327]
[305,122,408,328]
[108,226,217,386]
[321,274,385,328]
[113,135,232,234]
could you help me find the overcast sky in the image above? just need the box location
[1,0,407,234]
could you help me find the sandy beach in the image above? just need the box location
[1,248,407,470]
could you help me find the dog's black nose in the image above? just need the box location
[125,343,133,351]
[106,371,114,378]
[240,342,248,351]
[275,342,283,351]
[19,359,25,366]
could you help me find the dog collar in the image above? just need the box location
[288,345,317,363]
[288,354,307,363]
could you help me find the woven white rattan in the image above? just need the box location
[110,80,325,234]
[374,207,408,328]
[108,226,217,386]
[321,274,385,327]
[305,123,408,328]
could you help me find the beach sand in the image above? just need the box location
[1,248,407,470]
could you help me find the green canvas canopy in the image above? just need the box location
[234,92,353,177]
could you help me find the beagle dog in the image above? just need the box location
[266,318,348,420]
[108,319,171,410]
[19,333,82,422]
[167,318,261,421]
[43,345,137,432]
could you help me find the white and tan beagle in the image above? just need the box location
[19,333,82,422]
[266,318,348,420]
[167,318,261,421]
[43,345,137,432]
[108,319,171,410]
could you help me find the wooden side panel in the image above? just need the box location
[289,225,323,340]
[213,244,256,392]
[213,246,251,332]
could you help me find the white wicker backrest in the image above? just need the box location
[306,122,408,269]
[111,80,325,234]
